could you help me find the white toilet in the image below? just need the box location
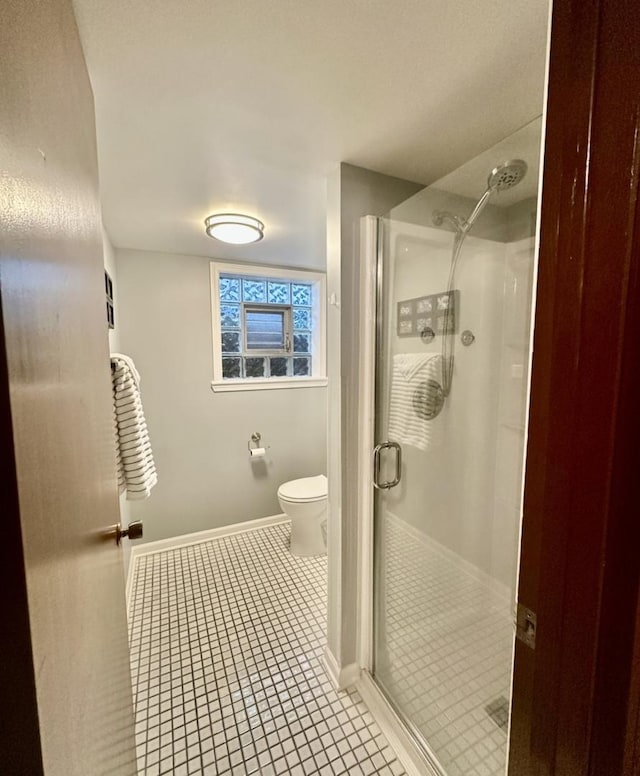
[277,474,328,557]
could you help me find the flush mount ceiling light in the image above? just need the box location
[204,213,264,245]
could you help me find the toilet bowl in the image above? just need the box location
[277,474,328,557]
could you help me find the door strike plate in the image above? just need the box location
[516,603,537,650]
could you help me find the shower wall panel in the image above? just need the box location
[383,220,520,589]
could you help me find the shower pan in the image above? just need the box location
[366,119,543,776]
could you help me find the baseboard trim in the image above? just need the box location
[126,514,290,610]
[322,646,361,691]
[357,672,443,776]
[132,513,289,559]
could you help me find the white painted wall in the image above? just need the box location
[326,164,423,673]
[114,248,327,544]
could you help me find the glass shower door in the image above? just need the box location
[372,119,542,776]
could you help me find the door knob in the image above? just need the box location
[110,521,144,545]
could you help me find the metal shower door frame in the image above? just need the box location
[355,214,448,776]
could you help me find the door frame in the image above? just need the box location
[355,215,378,675]
[355,215,443,776]
[509,0,640,773]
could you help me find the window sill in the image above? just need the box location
[210,377,328,393]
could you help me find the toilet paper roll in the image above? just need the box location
[250,447,266,459]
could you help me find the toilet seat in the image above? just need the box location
[277,474,327,503]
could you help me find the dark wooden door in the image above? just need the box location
[509,0,640,774]
[0,0,137,774]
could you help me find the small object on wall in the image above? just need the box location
[420,327,436,344]
[460,329,475,346]
[105,270,115,329]
[397,290,459,338]
[248,431,269,458]
[412,378,445,421]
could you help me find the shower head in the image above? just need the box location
[487,159,528,192]
[433,159,529,234]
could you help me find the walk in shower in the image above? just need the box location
[371,118,543,776]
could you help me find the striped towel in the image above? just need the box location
[111,353,157,500]
[387,352,443,451]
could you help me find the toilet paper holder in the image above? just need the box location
[247,432,269,453]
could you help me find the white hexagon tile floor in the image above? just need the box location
[128,523,407,776]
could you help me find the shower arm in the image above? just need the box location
[464,187,493,232]
[441,229,466,397]
[432,186,493,235]
[435,160,528,397]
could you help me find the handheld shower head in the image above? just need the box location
[432,159,529,233]
[463,159,529,230]
[487,159,528,192]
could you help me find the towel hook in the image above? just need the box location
[248,432,262,452]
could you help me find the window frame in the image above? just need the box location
[210,261,327,392]
[242,303,292,356]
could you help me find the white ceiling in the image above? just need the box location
[73,0,550,268]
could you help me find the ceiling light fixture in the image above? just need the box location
[204,213,264,245]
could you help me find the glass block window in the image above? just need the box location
[213,265,324,387]
[293,308,311,330]
[220,304,240,329]
[221,331,241,353]
[293,333,310,353]
[242,279,267,303]
[222,357,242,379]
[269,357,289,377]
[293,357,311,376]
[244,357,266,378]
[267,282,290,304]
[219,276,241,302]
[292,283,312,306]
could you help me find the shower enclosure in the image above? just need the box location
[368,119,543,776]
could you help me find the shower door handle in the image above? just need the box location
[373,441,402,490]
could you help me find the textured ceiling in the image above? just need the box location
[73,0,550,267]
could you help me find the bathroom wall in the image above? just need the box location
[326,163,423,671]
[382,194,536,594]
[102,228,132,575]
[383,220,506,582]
[115,248,327,544]
[492,235,536,592]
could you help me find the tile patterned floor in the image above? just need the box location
[129,523,406,776]
[375,513,514,776]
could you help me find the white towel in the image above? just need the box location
[111,352,140,387]
[111,355,157,500]
[388,352,443,451]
